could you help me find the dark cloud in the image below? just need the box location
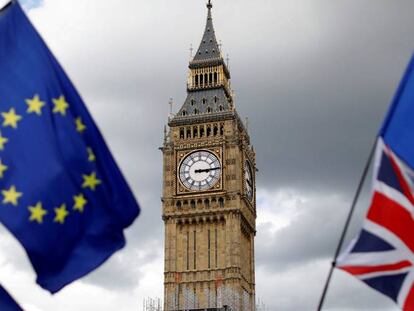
[2,0,413,310]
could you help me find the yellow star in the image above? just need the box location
[0,132,7,150]
[2,108,22,129]
[26,95,46,115]
[75,117,86,133]
[0,159,7,178]
[73,193,87,213]
[87,147,96,162]
[52,96,69,115]
[2,185,23,206]
[29,202,48,224]
[82,172,102,191]
[54,204,69,224]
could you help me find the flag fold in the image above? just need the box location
[0,0,140,293]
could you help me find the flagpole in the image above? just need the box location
[316,140,377,311]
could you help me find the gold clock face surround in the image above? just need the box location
[178,150,221,191]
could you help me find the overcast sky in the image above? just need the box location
[0,0,414,310]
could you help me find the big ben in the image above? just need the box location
[161,1,257,310]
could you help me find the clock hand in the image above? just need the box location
[194,167,221,173]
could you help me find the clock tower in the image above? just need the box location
[161,1,257,310]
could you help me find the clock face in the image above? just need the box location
[179,150,221,191]
[245,160,254,201]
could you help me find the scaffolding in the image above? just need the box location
[143,297,162,311]
[255,298,268,311]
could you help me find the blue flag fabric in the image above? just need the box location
[0,1,140,293]
[0,285,22,311]
[380,54,414,166]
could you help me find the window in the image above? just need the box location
[186,231,190,270]
[193,127,198,138]
[176,201,182,208]
[200,127,205,137]
[219,105,224,111]
[190,200,196,209]
[202,98,207,105]
[208,229,211,269]
[182,110,187,116]
[190,99,195,106]
[207,126,211,137]
[213,125,218,136]
[207,107,212,113]
[220,124,224,136]
[209,73,213,85]
[193,230,197,269]
[204,199,210,208]
[215,228,218,268]
[195,75,199,86]
[180,128,184,139]
[186,128,191,138]
[194,109,199,115]
[214,96,218,103]
[214,72,218,84]
[219,197,224,208]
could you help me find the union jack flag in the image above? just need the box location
[337,54,414,310]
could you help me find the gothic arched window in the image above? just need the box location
[207,125,212,137]
[213,125,218,136]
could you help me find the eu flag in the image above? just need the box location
[0,285,22,311]
[0,1,140,293]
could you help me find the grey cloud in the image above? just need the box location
[3,0,412,310]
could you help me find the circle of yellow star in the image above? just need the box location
[54,204,69,224]
[2,185,23,206]
[26,95,46,115]
[0,159,7,178]
[2,108,22,129]
[73,193,87,213]
[52,95,69,116]
[29,202,48,224]
[75,117,86,133]
[82,172,102,191]
[87,147,96,162]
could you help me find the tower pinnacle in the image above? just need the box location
[169,0,233,124]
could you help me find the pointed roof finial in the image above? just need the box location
[207,0,212,9]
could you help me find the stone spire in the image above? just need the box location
[192,0,221,63]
